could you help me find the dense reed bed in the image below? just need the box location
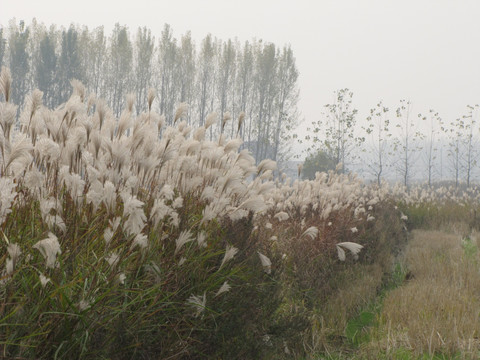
[1,66,479,358]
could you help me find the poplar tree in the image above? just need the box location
[363,101,391,185]
[8,20,30,105]
[36,32,57,107]
[108,24,133,116]
[134,27,155,114]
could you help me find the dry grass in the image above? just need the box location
[366,229,480,358]
[301,263,384,355]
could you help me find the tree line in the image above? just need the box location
[303,89,480,188]
[0,19,299,164]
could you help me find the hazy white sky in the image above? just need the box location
[2,0,480,145]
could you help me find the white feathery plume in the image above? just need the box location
[257,252,272,274]
[174,103,189,123]
[39,273,51,287]
[102,181,117,214]
[105,252,120,267]
[35,137,60,162]
[86,180,103,212]
[215,281,231,297]
[0,102,17,139]
[77,299,91,311]
[200,186,215,202]
[175,230,194,255]
[147,88,156,111]
[131,233,148,250]
[5,258,14,275]
[157,114,165,131]
[4,134,33,173]
[70,79,86,102]
[160,184,175,201]
[224,138,243,154]
[39,198,55,222]
[7,243,21,265]
[197,232,207,248]
[0,177,17,225]
[259,169,273,181]
[228,208,249,222]
[150,199,172,227]
[172,196,183,209]
[122,194,146,236]
[238,196,266,213]
[126,93,135,113]
[301,226,318,240]
[33,233,62,269]
[118,273,126,285]
[237,111,245,136]
[0,66,12,102]
[193,126,206,141]
[297,163,303,178]
[221,112,231,132]
[109,217,122,232]
[205,112,217,129]
[219,244,238,270]
[336,242,364,261]
[201,204,216,225]
[45,214,66,233]
[117,109,132,138]
[257,159,277,175]
[274,211,289,222]
[186,292,207,317]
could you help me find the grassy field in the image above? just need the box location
[312,228,480,360]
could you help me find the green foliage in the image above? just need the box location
[0,200,282,359]
[461,236,478,259]
[305,89,364,173]
[345,310,375,346]
[302,150,337,179]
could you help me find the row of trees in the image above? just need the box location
[0,19,299,163]
[304,89,480,188]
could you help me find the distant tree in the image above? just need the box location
[177,32,196,123]
[236,41,254,142]
[108,24,133,116]
[302,149,337,180]
[8,20,30,105]
[157,24,178,123]
[0,27,5,67]
[419,109,442,187]
[462,104,479,187]
[447,117,463,188]
[197,34,216,127]
[88,26,107,96]
[307,89,362,173]
[217,39,236,134]
[36,32,57,107]
[393,100,423,187]
[57,26,84,103]
[253,43,277,162]
[272,45,299,162]
[363,101,391,186]
[134,27,155,114]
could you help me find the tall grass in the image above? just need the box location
[1,65,473,358]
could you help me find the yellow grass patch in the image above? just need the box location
[366,230,480,358]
